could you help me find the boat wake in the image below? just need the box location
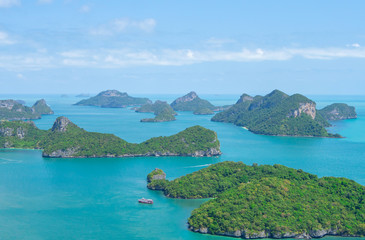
[184,164,212,168]
[0,157,22,164]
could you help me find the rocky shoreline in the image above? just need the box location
[190,226,361,239]
[42,148,221,158]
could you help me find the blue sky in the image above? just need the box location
[1,0,365,95]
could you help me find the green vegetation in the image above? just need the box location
[0,117,221,158]
[147,168,166,183]
[212,90,342,137]
[318,103,357,121]
[147,161,365,238]
[137,101,177,122]
[75,90,151,108]
[32,99,54,115]
[0,99,53,120]
[170,91,216,114]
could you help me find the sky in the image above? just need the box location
[0,0,365,95]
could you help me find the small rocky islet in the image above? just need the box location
[147,162,365,239]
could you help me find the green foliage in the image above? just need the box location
[75,90,151,108]
[212,90,339,137]
[138,101,176,122]
[188,176,364,237]
[318,103,357,121]
[0,118,220,158]
[147,161,365,237]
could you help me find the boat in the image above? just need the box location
[138,198,153,204]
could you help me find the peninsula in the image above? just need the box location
[0,117,221,158]
[136,100,177,122]
[147,161,365,239]
[74,90,152,108]
[211,90,356,137]
[0,99,54,121]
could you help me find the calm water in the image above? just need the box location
[0,94,364,240]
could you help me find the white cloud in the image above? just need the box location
[80,4,90,13]
[1,46,365,71]
[0,31,15,45]
[0,0,19,8]
[16,73,24,79]
[90,18,156,36]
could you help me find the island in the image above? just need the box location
[147,161,365,239]
[74,90,152,108]
[136,100,177,122]
[318,103,357,121]
[0,116,221,158]
[0,99,54,120]
[170,91,216,115]
[76,93,90,98]
[211,90,356,137]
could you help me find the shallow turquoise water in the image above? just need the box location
[0,94,364,240]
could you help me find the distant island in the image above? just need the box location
[74,90,152,108]
[136,101,177,122]
[171,91,228,115]
[147,161,365,239]
[0,99,53,121]
[318,103,357,121]
[0,116,221,158]
[211,90,357,137]
[75,93,90,98]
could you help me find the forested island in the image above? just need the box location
[0,117,221,158]
[0,99,53,120]
[136,100,177,122]
[147,161,365,239]
[318,103,357,120]
[171,91,216,115]
[212,90,356,137]
[74,90,152,108]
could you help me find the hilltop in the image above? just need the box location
[170,91,216,115]
[74,90,152,108]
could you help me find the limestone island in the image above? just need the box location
[136,100,177,122]
[0,116,221,158]
[147,161,365,239]
[211,90,357,137]
[0,99,54,121]
[74,90,152,108]
[171,91,231,115]
[318,103,357,121]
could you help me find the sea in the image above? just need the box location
[0,94,364,240]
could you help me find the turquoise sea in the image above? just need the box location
[0,94,364,240]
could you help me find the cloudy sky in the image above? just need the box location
[1,0,365,95]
